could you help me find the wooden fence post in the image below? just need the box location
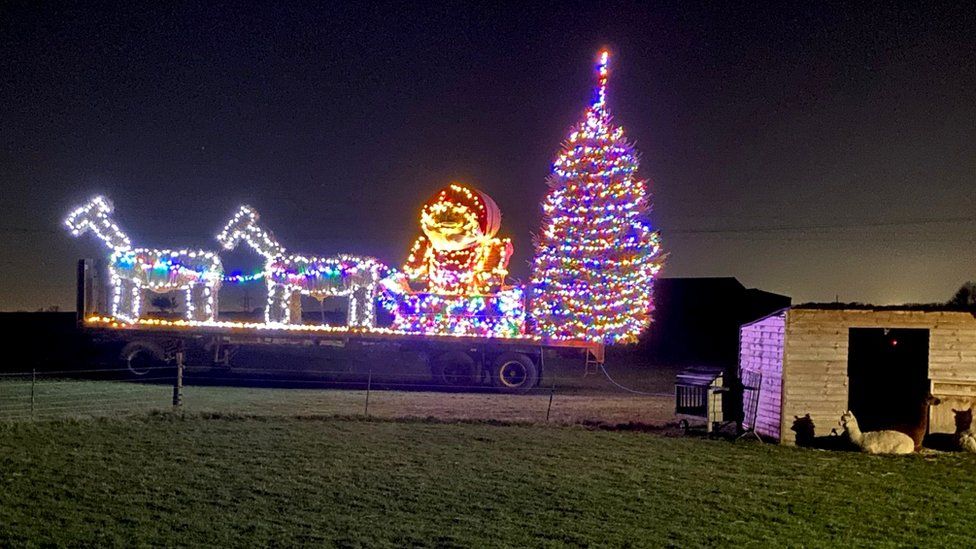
[546,376,556,422]
[172,352,184,409]
[543,349,556,422]
[364,369,372,417]
[30,369,36,420]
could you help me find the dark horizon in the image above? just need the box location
[2,2,974,311]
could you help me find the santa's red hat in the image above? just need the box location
[423,183,501,237]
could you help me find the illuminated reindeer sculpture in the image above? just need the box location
[65,196,223,322]
[217,205,387,327]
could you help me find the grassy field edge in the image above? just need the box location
[2,414,975,546]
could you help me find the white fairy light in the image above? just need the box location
[65,196,223,323]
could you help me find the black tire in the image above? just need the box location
[119,341,166,377]
[431,351,477,387]
[491,352,539,394]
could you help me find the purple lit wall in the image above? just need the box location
[739,310,786,439]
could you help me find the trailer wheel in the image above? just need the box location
[491,353,539,394]
[120,341,166,377]
[431,351,477,387]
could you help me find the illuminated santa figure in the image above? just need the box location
[404,183,513,294]
[382,183,525,337]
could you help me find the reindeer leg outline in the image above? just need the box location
[206,282,219,321]
[364,281,378,328]
[347,285,361,327]
[110,274,125,319]
[129,281,142,321]
[287,290,302,324]
[349,283,376,328]
[185,287,196,320]
[115,278,142,322]
[266,282,291,324]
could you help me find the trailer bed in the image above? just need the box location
[81,315,604,393]
[83,315,602,355]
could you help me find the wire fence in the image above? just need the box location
[0,363,679,426]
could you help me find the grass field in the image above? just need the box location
[0,377,674,426]
[2,414,975,546]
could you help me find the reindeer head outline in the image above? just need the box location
[216,205,285,258]
[64,195,131,251]
[217,205,260,251]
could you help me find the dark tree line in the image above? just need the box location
[948,282,976,308]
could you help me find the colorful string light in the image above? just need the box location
[382,183,524,336]
[529,50,665,344]
[222,270,266,283]
[65,52,661,346]
[217,205,388,327]
[380,286,526,338]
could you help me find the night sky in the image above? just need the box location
[1,2,974,311]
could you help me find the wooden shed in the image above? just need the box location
[738,305,976,444]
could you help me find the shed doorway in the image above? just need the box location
[847,328,930,432]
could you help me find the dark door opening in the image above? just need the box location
[847,328,929,432]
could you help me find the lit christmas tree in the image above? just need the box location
[530,50,665,344]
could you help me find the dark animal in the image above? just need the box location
[953,407,973,432]
[922,407,972,451]
[954,408,976,453]
[888,393,941,451]
[790,414,856,451]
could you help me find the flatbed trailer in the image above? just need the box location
[76,260,604,393]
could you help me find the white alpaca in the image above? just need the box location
[961,432,976,453]
[840,411,915,455]
[65,196,223,322]
[217,205,387,327]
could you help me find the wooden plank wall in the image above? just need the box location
[738,311,786,439]
[780,309,976,444]
[930,379,976,434]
